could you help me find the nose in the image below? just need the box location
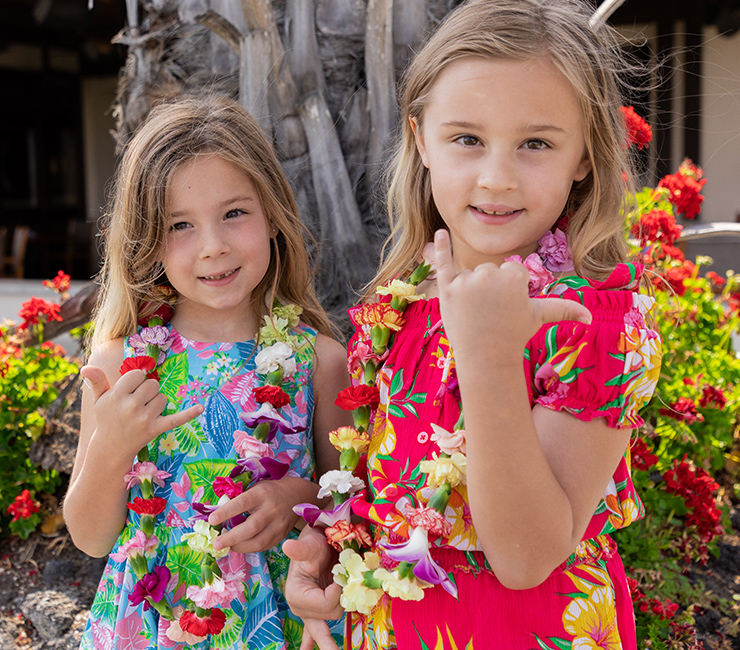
[199,223,230,259]
[477,149,518,192]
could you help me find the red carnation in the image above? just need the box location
[180,608,226,636]
[254,385,290,408]
[120,356,159,380]
[127,496,167,516]
[620,105,653,150]
[335,384,380,411]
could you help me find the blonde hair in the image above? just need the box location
[372,0,640,292]
[92,95,334,349]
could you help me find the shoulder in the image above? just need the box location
[87,338,125,384]
[313,334,347,373]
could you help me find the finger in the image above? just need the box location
[302,620,339,650]
[80,365,112,402]
[208,484,261,527]
[534,297,592,327]
[283,538,315,563]
[156,403,203,435]
[433,229,456,287]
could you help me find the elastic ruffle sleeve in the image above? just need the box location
[525,264,662,429]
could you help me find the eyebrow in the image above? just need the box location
[439,120,567,135]
[169,195,257,218]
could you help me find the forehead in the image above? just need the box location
[424,56,584,128]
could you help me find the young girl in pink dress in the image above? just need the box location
[284,0,662,648]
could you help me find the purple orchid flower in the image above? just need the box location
[240,403,305,442]
[294,494,362,528]
[230,456,290,483]
[191,500,247,529]
[378,526,458,598]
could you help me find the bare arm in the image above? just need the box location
[63,339,203,557]
[433,230,629,589]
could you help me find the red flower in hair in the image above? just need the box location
[335,385,380,411]
[254,385,290,408]
[179,608,226,636]
[620,106,653,150]
[120,356,159,380]
[127,496,167,516]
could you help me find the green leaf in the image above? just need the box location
[158,352,188,402]
[404,403,419,418]
[390,368,405,397]
[184,459,237,503]
[174,419,208,457]
[388,404,404,418]
[165,542,204,589]
[212,610,243,649]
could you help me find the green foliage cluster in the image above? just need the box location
[0,311,78,539]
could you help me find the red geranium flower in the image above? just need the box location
[631,209,682,247]
[120,356,159,380]
[699,384,727,409]
[335,384,380,411]
[42,270,71,295]
[179,608,226,636]
[17,297,62,330]
[659,396,703,424]
[7,490,39,522]
[620,105,653,150]
[254,385,290,408]
[630,437,659,472]
[127,496,167,516]
[658,159,707,220]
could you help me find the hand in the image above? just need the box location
[433,229,591,362]
[283,527,343,650]
[210,476,316,554]
[81,365,203,460]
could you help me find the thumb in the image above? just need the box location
[80,365,112,402]
[534,298,592,328]
[282,538,315,563]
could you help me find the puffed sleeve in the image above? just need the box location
[525,264,662,429]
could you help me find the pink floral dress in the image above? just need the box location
[347,264,662,650]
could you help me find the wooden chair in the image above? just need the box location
[1,225,30,278]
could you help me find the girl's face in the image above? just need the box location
[162,154,273,340]
[412,56,592,271]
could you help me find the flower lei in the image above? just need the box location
[294,226,573,615]
[118,287,307,643]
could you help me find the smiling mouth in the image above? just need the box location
[474,206,519,216]
[200,269,238,280]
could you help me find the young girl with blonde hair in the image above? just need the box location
[284,1,662,648]
[65,95,348,649]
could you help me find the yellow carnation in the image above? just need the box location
[376,279,425,303]
[374,568,426,601]
[329,427,371,454]
[419,452,467,489]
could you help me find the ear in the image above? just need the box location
[573,153,592,182]
[409,117,430,169]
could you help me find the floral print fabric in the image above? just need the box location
[347,264,661,650]
[80,324,343,650]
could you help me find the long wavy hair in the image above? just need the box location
[371,0,642,293]
[91,95,334,349]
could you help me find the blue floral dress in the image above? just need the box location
[80,323,344,650]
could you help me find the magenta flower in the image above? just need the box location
[191,497,247,529]
[537,228,573,273]
[294,494,362,528]
[213,476,244,500]
[505,253,555,297]
[128,565,171,610]
[230,456,290,483]
[378,527,457,597]
[240,403,305,442]
[124,462,171,490]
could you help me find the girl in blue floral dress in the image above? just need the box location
[64,96,349,649]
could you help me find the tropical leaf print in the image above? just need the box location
[204,391,240,456]
[532,633,572,650]
[165,542,205,590]
[244,599,286,647]
[211,609,244,649]
[415,623,474,650]
[283,616,304,650]
[89,580,119,625]
[112,611,150,650]
[387,368,427,419]
[184,459,236,504]
[158,352,188,403]
[173,418,207,457]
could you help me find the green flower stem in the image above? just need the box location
[454,410,465,432]
[390,297,407,311]
[140,479,153,500]
[232,471,253,487]
[201,557,215,584]
[339,448,360,472]
[141,514,156,536]
[362,570,383,590]
[397,561,415,580]
[427,483,452,513]
[145,343,159,362]
[194,606,209,618]
[148,316,163,327]
[151,597,174,620]
[266,368,284,385]
[408,261,432,286]
[332,491,350,506]
[137,447,150,463]
[353,406,371,431]
[370,325,391,356]
[363,360,377,385]
[253,422,271,442]
[129,554,149,579]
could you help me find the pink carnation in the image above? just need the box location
[407,506,452,538]
[124,461,172,490]
[506,253,554,297]
[110,529,159,561]
[186,576,241,609]
[233,430,275,459]
[429,423,466,455]
[213,476,244,500]
[537,228,573,273]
